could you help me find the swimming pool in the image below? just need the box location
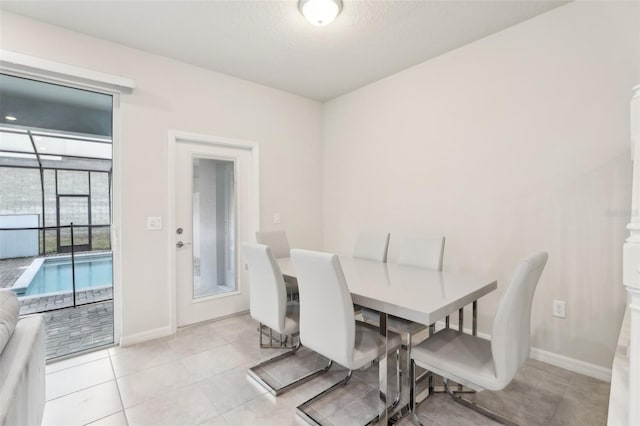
[14,253,113,297]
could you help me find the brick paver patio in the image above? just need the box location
[22,289,115,359]
[43,300,113,359]
[19,287,113,315]
[0,256,34,288]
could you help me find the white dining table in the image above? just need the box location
[277,256,497,425]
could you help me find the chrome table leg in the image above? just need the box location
[472,300,478,336]
[378,312,388,425]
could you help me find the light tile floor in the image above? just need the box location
[43,313,610,426]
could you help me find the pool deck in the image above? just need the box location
[19,287,112,314]
[1,255,114,359]
[21,287,114,359]
[43,300,113,359]
[0,255,33,289]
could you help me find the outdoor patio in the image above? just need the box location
[0,78,116,361]
[43,300,113,359]
[0,255,32,288]
[0,256,114,359]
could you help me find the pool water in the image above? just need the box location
[25,255,113,296]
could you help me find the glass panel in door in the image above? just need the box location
[192,158,236,298]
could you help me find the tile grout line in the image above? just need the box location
[45,357,115,403]
[82,410,124,426]
[546,372,579,425]
[108,352,130,426]
[45,379,115,404]
[47,351,111,375]
[45,313,607,426]
[219,390,278,425]
[109,352,180,379]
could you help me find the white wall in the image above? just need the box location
[323,1,639,369]
[2,2,637,370]
[0,12,324,340]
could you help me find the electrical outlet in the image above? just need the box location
[552,300,566,318]
[273,213,281,224]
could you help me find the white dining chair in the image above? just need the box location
[255,230,298,300]
[409,252,548,425]
[255,230,290,259]
[242,243,331,396]
[291,248,402,425]
[352,231,390,318]
[353,231,390,262]
[391,235,446,270]
[363,236,446,380]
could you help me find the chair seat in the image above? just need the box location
[282,302,300,336]
[347,323,401,370]
[411,328,501,391]
[362,308,428,336]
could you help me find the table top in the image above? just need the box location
[277,256,497,326]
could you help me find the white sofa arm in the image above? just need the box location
[0,315,45,426]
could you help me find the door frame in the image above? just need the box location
[167,130,260,333]
[0,58,126,346]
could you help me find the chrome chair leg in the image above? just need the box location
[248,340,333,396]
[408,360,435,410]
[296,370,354,425]
[404,331,412,378]
[393,347,401,407]
[258,323,297,348]
[410,359,416,411]
[297,348,401,426]
[403,325,432,384]
[443,379,518,426]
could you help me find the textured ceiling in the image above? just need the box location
[0,1,567,101]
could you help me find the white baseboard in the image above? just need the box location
[529,347,612,383]
[117,311,251,347]
[119,325,174,347]
[434,320,612,383]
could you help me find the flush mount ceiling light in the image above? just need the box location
[299,0,342,26]
[4,115,17,121]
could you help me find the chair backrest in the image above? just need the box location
[291,249,355,367]
[242,243,288,333]
[353,232,390,262]
[255,230,290,259]
[391,236,446,270]
[491,252,548,386]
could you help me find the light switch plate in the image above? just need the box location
[552,300,566,318]
[147,216,162,231]
[273,213,281,224]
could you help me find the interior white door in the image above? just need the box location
[174,139,254,327]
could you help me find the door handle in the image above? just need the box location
[176,241,192,248]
